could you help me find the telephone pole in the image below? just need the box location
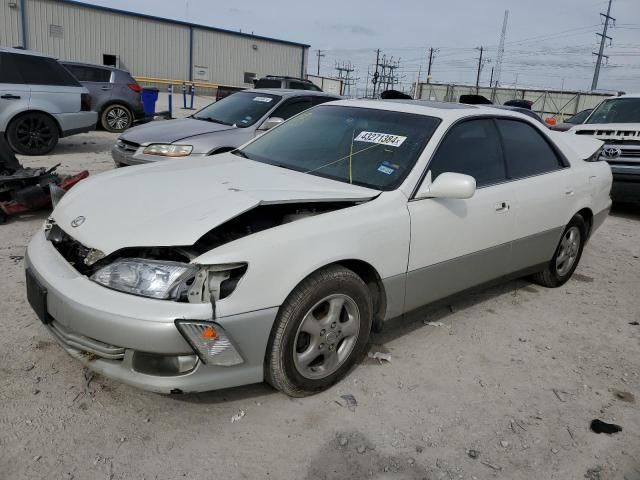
[315,50,325,76]
[426,48,436,83]
[475,46,484,93]
[591,0,615,91]
[372,49,381,98]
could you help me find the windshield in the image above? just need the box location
[192,92,281,127]
[239,105,441,190]
[566,109,592,124]
[586,98,640,124]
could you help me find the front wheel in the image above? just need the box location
[532,214,587,287]
[101,104,133,132]
[7,113,59,155]
[265,265,373,397]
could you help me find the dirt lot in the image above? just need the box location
[1,128,639,480]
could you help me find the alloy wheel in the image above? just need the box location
[556,226,581,276]
[105,107,131,131]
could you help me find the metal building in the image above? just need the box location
[1,0,309,88]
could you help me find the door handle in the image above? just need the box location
[0,94,21,100]
[495,201,510,212]
[100,87,112,91]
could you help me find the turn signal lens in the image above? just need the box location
[175,321,243,366]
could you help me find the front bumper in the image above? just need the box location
[610,166,640,204]
[26,230,278,393]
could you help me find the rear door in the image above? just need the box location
[64,65,112,111]
[0,53,31,130]
[495,118,574,271]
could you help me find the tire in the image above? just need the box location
[532,214,587,288]
[101,104,133,133]
[6,113,59,155]
[265,265,373,397]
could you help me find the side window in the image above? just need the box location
[3,54,79,86]
[0,53,24,83]
[288,81,308,90]
[312,96,338,106]
[65,65,111,83]
[496,119,563,179]
[428,119,506,188]
[271,98,313,120]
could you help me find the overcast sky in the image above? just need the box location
[84,0,640,95]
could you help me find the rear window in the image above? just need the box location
[254,79,282,89]
[64,64,111,83]
[0,53,80,86]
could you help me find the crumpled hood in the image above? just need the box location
[53,154,379,254]
[120,118,235,145]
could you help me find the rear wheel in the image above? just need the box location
[265,265,373,397]
[101,104,132,132]
[532,214,587,287]
[7,113,59,155]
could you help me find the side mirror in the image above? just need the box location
[415,172,476,200]
[258,117,284,131]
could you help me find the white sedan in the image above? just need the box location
[25,100,612,397]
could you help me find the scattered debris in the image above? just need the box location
[9,255,24,264]
[590,419,622,435]
[230,410,246,423]
[629,321,639,326]
[480,460,502,471]
[356,445,366,454]
[510,419,527,432]
[33,455,41,462]
[415,445,424,454]
[337,435,348,447]
[552,388,568,402]
[367,351,392,363]
[143,417,150,423]
[566,426,575,441]
[466,449,480,459]
[32,389,40,395]
[24,364,35,372]
[551,448,559,454]
[335,394,358,412]
[611,389,635,403]
[584,466,602,480]
[423,321,445,327]
[500,440,510,448]
[82,368,95,397]
[573,273,594,283]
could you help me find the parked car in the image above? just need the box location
[254,75,322,91]
[0,47,97,155]
[26,100,611,397]
[112,89,340,167]
[489,105,546,125]
[550,109,593,132]
[61,61,144,133]
[569,94,640,203]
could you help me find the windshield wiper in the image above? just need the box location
[192,116,233,126]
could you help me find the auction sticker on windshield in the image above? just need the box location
[355,131,407,147]
[253,97,274,103]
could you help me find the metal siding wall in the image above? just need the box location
[0,0,22,47]
[193,28,305,87]
[24,0,189,79]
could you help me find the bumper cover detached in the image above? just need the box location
[26,230,279,394]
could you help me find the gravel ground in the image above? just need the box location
[0,125,639,480]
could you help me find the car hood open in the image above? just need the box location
[120,118,236,145]
[52,153,379,255]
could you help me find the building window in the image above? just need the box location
[103,54,118,67]
[49,24,63,38]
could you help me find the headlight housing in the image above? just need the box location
[143,144,193,157]
[90,258,198,300]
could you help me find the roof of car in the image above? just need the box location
[611,93,640,99]
[0,47,52,58]
[330,99,544,123]
[244,88,341,98]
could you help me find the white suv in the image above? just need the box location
[0,48,97,155]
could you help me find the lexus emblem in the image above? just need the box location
[602,146,621,159]
[70,216,86,228]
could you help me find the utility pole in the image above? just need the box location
[335,62,358,97]
[475,46,484,93]
[426,48,436,83]
[492,9,509,101]
[372,49,381,98]
[489,67,494,88]
[591,0,615,91]
[315,50,325,76]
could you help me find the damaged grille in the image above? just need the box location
[116,139,140,152]
[48,320,125,360]
[47,224,93,274]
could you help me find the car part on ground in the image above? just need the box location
[569,94,640,204]
[26,100,611,396]
[0,135,88,223]
[61,61,145,133]
[112,89,340,167]
[0,48,97,155]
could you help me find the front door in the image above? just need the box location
[405,118,521,312]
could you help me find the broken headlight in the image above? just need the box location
[142,144,193,157]
[90,258,198,300]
